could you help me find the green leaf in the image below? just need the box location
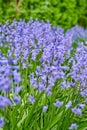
[24,92,44,128]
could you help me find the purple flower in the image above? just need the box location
[80,89,87,97]
[66,101,72,108]
[69,123,78,130]
[28,96,35,104]
[14,96,21,104]
[45,87,52,95]
[53,100,63,108]
[13,70,21,84]
[38,84,45,92]
[78,104,85,109]
[14,86,22,94]
[0,96,12,109]
[0,117,5,128]
[61,81,66,89]
[72,107,82,115]
[42,105,48,113]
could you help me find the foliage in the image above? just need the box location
[0,0,87,29]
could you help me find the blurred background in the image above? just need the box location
[0,0,87,29]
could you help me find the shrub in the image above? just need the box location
[0,0,87,29]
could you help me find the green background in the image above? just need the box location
[0,0,87,29]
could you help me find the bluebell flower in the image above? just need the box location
[53,100,63,108]
[14,96,21,104]
[69,123,78,130]
[78,104,85,109]
[42,105,48,113]
[80,89,87,97]
[61,81,66,89]
[0,96,12,109]
[72,107,82,115]
[13,70,21,84]
[66,101,72,108]
[0,117,5,128]
[14,86,22,94]
[28,96,35,104]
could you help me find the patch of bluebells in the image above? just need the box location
[0,19,87,129]
[0,53,22,126]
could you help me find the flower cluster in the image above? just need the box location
[0,19,87,129]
